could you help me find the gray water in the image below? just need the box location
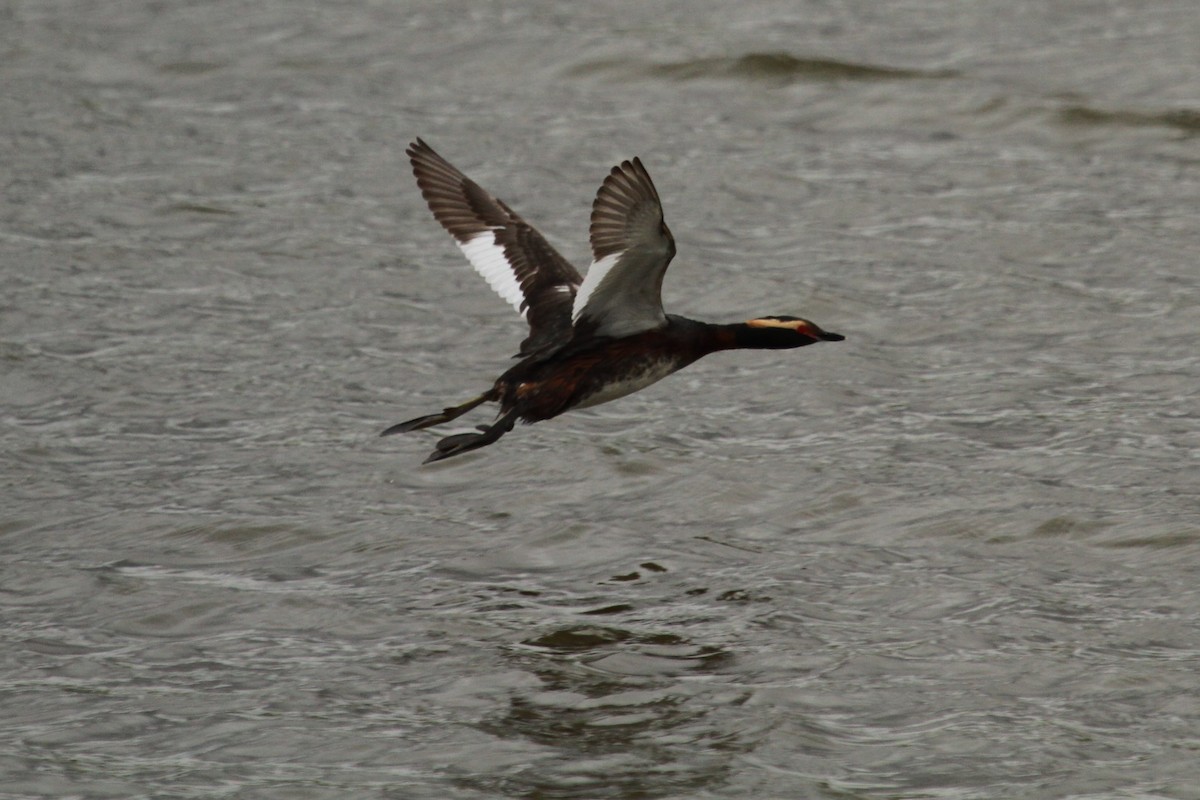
[3,1,1199,798]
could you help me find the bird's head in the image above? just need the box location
[741,315,845,349]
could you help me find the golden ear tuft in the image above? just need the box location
[746,317,800,330]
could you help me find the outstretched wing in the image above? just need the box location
[571,157,676,338]
[407,139,582,356]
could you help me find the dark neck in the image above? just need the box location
[663,317,816,357]
[660,316,729,356]
[722,322,815,351]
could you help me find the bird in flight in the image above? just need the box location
[382,139,843,463]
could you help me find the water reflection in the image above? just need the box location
[465,621,738,798]
[456,575,748,800]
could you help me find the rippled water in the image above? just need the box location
[3,1,1198,798]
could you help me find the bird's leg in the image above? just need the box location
[424,410,518,464]
[379,391,495,437]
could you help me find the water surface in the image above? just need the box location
[2,1,1198,797]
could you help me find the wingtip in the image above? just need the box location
[407,137,435,162]
[610,157,644,177]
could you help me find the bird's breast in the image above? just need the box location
[569,356,684,410]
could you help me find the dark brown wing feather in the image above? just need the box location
[407,139,582,357]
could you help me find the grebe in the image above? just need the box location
[382,139,843,463]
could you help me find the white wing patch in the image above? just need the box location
[571,251,667,337]
[571,252,619,322]
[458,232,526,318]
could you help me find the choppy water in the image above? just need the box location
[3,1,1198,798]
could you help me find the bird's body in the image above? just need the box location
[382,140,843,463]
